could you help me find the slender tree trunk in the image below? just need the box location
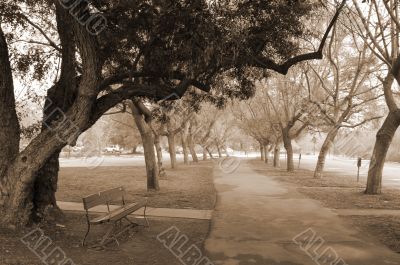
[273,143,280,168]
[167,134,177,168]
[365,110,400,194]
[217,145,222,158]
[181,122,190,165]
[154,134,166,178]
[182,134,189,165]
[223,146,230,157]
[203,148,208,161]
[314,127,339,179]
[131,103,159,191]
[207,148,214,159]
[264,145,269,164]
[282,129,294,172]
[260,143,265,161]
[188,134,199,162]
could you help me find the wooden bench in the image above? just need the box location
[82,187,148,247]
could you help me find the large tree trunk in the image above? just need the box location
[131,103,159,191]
[154,134,166,178]
[31,151,62,222]
[365,110,400,194]
[1,4,110,226]
[0,25,20,175]
[314,127,339,179]
[31,4,78,222]
[0,24,22,225]
[167,133,177,169]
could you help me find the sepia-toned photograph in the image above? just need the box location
[1,0,400,264]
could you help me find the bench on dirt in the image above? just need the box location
[82,186,148,247]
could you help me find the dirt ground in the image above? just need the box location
[57,161,216,210]
[0,161,216,265]
[249,159,400,253]
[0,215,210,265]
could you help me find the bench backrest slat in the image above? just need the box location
[82,186,124,210]
[99,187,125,203]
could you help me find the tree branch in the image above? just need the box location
[250,0,347,75]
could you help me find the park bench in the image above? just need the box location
[82,186,149,247]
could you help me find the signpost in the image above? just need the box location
[357,157,362,182]
[298,153,302,169]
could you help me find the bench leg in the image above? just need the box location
[82,221,91,247]
[100,224,119,246]
[143,205,150,227]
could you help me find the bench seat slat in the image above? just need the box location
[90,200,147,224]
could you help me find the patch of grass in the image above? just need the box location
[249,159,400,210]
[57,161,216,210]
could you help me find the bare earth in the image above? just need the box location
[0,161,216,265]
[57,161,216,210]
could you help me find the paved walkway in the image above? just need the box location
[335,208,400,217]
[204,161,400,265]
[58,201,213,220]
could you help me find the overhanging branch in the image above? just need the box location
[251,0,347,75]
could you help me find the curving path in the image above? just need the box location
[204,160,400,265]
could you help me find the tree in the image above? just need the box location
[305,24,382,178]
[105,112,142,152]
[0,0,345,226]
[128,100,160,191]
[265,74,309,172]
[351,0,400,194]
[232,96,279,163]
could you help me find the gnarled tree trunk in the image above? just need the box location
[365,110,400,194]
[31,4,78,222]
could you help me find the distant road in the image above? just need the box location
[297,154,400,189]
[60,152,400,189]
